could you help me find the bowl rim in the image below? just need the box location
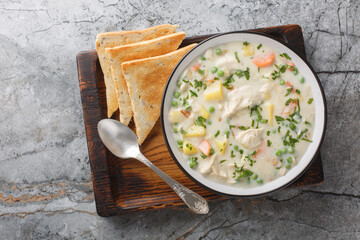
[160,31,327,197]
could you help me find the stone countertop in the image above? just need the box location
[0,0,359,239]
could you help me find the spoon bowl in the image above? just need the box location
[97,118,140,159]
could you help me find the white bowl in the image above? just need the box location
[161,32,327,197]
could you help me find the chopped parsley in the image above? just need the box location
[280,52,291,60]
[235,67,250,80]
[195,116,207,128]
[197,69,205,76]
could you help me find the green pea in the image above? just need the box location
[174,91,180,98]
[286,164,291,169]
[217,70,225,77]
[201,56,206,61]
[174,128,178,133]
[289,122,296,131]
[172,100,178,107]
[209,106,215,113]
[280,79,285,85]
[287,157,293,163]
[257,179,263,184]
[253,174,258,180]
[276,150,282,156]
[215,48,222,55]
[189,160,197,168]
[211,67,218,74]
[282,148,287,154]
[299,76,305,83]
[288,147,295,154]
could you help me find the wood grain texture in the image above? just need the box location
[76,24,324,217]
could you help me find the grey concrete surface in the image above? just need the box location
[0,0,359,239]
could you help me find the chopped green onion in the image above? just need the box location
[234,51,240,63]
[189,90,198,97]
[172,100,178,107]
[308,98,313,104]
[257,44,262,50]
[215,130,220,138]
[181,129,187,135]
[225,130,230,138]
[174,91,181,98]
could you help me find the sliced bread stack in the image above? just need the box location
[96,25,196,144]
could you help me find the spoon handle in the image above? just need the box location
[136,153,209,214]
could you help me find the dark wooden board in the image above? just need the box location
[76,24,323,217]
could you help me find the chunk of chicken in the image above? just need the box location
[224,85,264,117]
[235,128,264,149]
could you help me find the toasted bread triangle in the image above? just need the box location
[121,44,197,145]
[96,24,178,117]
[105,32,185,125]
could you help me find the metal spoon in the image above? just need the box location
[97,119,209,214]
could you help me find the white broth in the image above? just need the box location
[168,41,315,188]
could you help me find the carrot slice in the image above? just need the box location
[287,61,295,71]
[180,109,191,118]
[281,102,297,118]
[286,81,295,93]
[192,64,201,72]
[206,78,214,86]
[252,52,275,68]
[199,140,211,156]
[253,140,266,158]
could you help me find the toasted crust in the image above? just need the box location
[121,44,197,144]
[105,32,186,125]
[95,24,178,117]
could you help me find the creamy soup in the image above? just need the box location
[168,41,315,187]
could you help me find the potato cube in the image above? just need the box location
[243,45,255,57]
[199,105,210,119]
[183,141,197,155]
[184,125,206,137]
[215,140,228,154]
[204,81,223,101]
[265,102,274,126]
[168,110,185,123]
